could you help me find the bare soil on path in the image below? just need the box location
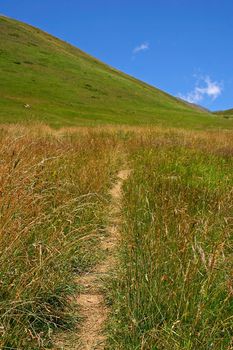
[54,169,130,350]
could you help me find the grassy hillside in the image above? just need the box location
[0,15,232,129]
[214,108,233,119]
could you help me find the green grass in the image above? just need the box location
[108,129,233,350]
[1,15,233,129]
[214,108,233,119]
[1,14,233,348]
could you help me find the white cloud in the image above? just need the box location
[178,76,223,104]
[133,42,149,54]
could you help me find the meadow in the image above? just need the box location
[0,125,121,349]
[0,125,232,349]
[1,10,233,350]
[108,129,233,350]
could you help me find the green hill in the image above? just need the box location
[0,15,232,128]
[214,108,233,119]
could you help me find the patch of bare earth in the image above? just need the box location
[54,169,130,350]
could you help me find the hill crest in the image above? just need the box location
[0,15,232,129]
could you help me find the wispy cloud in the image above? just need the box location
[178,76,223,104]
[133,42,149,54]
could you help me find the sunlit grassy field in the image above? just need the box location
[1,10,233,350]
[0,125,121,349]
[0,125,232,349]
[108,129,233,349]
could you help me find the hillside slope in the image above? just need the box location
[214,108,233,119]
[0,15,232,128]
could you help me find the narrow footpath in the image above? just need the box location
[55,169,130,350]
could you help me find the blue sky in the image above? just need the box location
[1,0,232,111]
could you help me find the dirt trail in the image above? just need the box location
[55,169,130,350]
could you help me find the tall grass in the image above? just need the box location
[109,130,233,349]
[1,125,232,349]
[0,125,120,349]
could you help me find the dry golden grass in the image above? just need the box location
[0,124,121,349]
[0,124,232,349]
